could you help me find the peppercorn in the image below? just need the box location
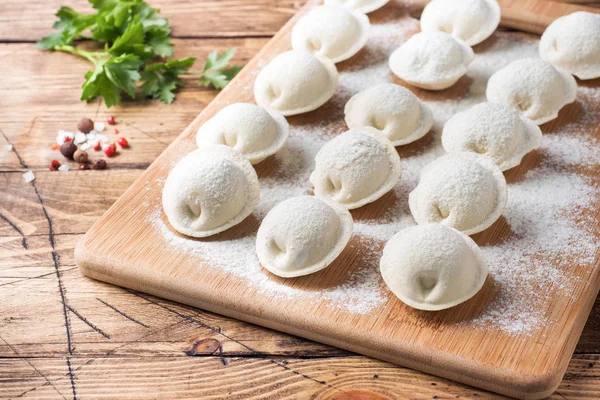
[117,137,128,148]
[107,115,115,125]
[92,159,107,170]
[77,117,94,134]
[78,163,91,170]
[73,149,89,163]
[49,160,61,171]
[60,141,77,160]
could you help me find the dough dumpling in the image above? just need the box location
[324,0,389,14]
[441,102,542,171]
[196,103,289,165]
[486,58,577,125]
[420,0,501,46]
[380,224,488,311]
[162,145,260,238]
[409,152,507,235]
[310,127,402,209]
[389,31,474,90]
[539,11,600,80]
[256,195,353,278]
[344,83,433,146]
[254,51,338,116]
[292,5,370,63]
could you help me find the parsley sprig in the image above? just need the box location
[37,0,243,107]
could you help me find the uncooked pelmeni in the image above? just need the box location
[486,58,577,125]
[291,5,370,63]
[441,102,542,171]
[324,0,389,14]
[380,224,488,311]
[344,83,433,146]
[420,0,501,46]
[254,51,338,116]
[196,103,289,165]
[539,11,600,80]
[388,31,474,90]
[162,145,260,238]
[310,127,401,209]
[256,196,353,278]
[409,152,507,235]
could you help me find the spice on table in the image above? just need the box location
[92,159,107,170]
[117,137,128,148]
[60,141,77,160]
[77,117,94,134]
[114,129,119,135]
[63,136,72,142]
[78,163,91,170]
[93,141,101,151]
[51,143,60,151]
[58,164,70,172]
[73,149,89,163]
[103,143,116,157]
[49,160,61,171]
[107,115,115,125]
[22,171,35,183]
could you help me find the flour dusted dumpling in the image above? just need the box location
[292,5,370,63]
[254,51,338,116]
[539,12,600,80]
[196,103,289,165]
[442,102,542,171]
[162,145,260,238]
[256,196,353,278]
[420,0,500,46]
[380,224,488,311]
[324,0,389,14]
[310,127,401,209]
[344,84,433,146]
[409,153,507,235]
[389,31,474,90]
[486,58,577,125]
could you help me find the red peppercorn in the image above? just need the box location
[78,163,91,170]
[51,143,60,151]
[114,129,119,135]
[107,115,115,125]
[117,137,128,148]
[103,143,117,157]
[63,137,72,142]
[93,141,101,151]
[49,160,61,171]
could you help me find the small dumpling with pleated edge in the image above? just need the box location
[344,83,433,146]
[420,0,501,46]
[380,224,488,311]
[409,152,507,235]
[441,102,542,171]
[310,127,401,210]
[324,0,389,14]
[256,196,353,278]
[486,58,577,125]
[292,5,370,63]
[389,31,474,90]
[254,51,338,116]
[196,103,289,165]
[162,145,260,238]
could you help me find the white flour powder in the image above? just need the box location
[149,23,600,335]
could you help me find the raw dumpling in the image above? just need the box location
[389,31,474,90]
[539,11,600,80]
[441,102,542,171]
[292,5,370,63]
[324,0,389,14]
[196,103,289,165]
[256,196,353,278]
[254,51,338,116]
[409,152,507,235]
[420,0,501,46]
[162,145,260,238]
[310,127,401,209]
[380,224,488,311]
[344,83,433,146]
[486,58,577,125]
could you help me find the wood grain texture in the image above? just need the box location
[1,0,600,399]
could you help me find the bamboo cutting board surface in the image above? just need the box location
[76,1,600,398]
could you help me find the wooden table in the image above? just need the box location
[1,0,599,398]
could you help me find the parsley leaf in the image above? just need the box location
[141,57,195,104]
[81,54,142,107]
[198,49,243,89]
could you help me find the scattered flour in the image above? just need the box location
[148,23,600,335]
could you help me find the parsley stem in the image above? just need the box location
[53,45,104,65]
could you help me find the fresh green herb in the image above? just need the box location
[37,0,243,107]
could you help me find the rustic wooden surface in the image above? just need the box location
[1,0,599,399]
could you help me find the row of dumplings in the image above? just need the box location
[162,1,599,311]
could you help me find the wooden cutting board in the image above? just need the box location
[76,1,600,398]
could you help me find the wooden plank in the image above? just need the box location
[0,0,300,42]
